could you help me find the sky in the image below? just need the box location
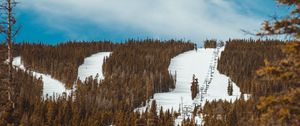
[9,0,290,44]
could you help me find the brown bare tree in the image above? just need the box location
[0,0,20,109]
[257,0,300,39]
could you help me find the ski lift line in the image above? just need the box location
[178,48,220,124]
[194,48,219,107]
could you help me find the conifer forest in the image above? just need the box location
[0,0,299,126]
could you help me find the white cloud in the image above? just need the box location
[19,0,264,43]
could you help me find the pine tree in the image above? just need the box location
[148,100,158,126]
[191,74,199,100]
[227,79,233,96]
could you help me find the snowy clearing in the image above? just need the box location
[136,48,214,113]
[77,52,111,81]
[138,49,214,111]
[135,47,241,125]
[12,57,71,97]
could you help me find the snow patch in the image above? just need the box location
[77,52,111,81]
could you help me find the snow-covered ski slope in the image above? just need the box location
[137,48,240,110]
[12,52,111,97]
[12,57,71,97]
[135,47,241,125]
[77,52,111,81]
[201,47,241,103]
[148,49,214,111]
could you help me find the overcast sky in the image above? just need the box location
[13,0,288,44]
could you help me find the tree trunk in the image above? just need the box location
[6,0,15,109]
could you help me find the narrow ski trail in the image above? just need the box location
[12,52,111,98]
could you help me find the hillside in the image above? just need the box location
[1,39,299,126]
[1,0,300,125]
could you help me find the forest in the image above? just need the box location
[1,0,300,125]
[203,40,217,48]
[1,39,299,126]
[0,40,195,125]
[102,39,195,108]
[217,39,286,93]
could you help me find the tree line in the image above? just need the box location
[204,39,217,48]
[217,39,286,93]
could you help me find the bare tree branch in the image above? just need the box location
[0,0,20,109]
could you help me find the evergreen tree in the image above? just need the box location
[148,100,158,126]
[191,74,199,100]
[227,79,233,96]
[204,39,217,48]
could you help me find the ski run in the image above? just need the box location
[77,52,111,81]
[135,47,241,125]
[13,47,241,125]
[12,52,111,98]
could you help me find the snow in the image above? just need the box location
[156,49,214,111]
[135,47,241,126]
[12,46,243,125]
[202,47,241,103]
[12,57,71,97]
[77,52,111,81]
[135,49,214,112]
[201,71,240,102]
